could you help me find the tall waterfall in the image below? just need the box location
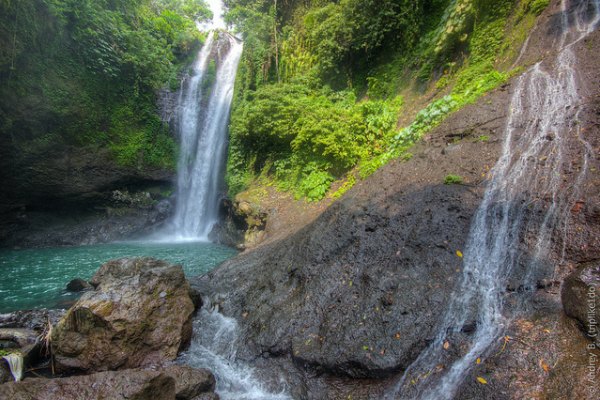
[169,0,242,241]
[388,0,600,398]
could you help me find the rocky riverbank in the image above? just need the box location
[0,258,219,400]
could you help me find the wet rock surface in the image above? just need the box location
[195,78,509,394]
[210,198,268,249]
[562,262,600,346]
[66,278,92,292]
[51,258,196,373]
[0,309,65,331]
[0,359,10,384]
[0,137,175,248]
[0,367,217,399]
[162,365,217,399]
[0,187,175,248]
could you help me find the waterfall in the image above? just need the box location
[167,0,243,241]
[387,1,600,398]
[2,353,23,382]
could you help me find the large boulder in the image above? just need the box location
[195,97,508,381]
[51,258,196,372]
[66,278,92,292]
[562,262,600,346]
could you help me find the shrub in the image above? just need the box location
[444,174,463,185]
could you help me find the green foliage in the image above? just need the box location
[227,81,402,199]
[109,105,176,169]
[202,60,217,94]
[0,349,19,357]
[358,151,398,179]
[228,0,428,88]
[395,95,459,145]
[0,0,210,170]
[225,0,545,200]
[297,165,335,201]
[444,174,463,184]
[517,0,550,17]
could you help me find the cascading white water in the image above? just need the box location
[180,307,291,400]
[388,1,600,399]
[168,0,243,241]
[2,353,23,382]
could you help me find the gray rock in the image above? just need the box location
[562,262,600,346]
[0,358,11,384]
[0,309,65,331]
[162,365,216,399]
[66,278,92,292]
[196,180,480,379]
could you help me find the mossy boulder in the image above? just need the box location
[51,258,196,372]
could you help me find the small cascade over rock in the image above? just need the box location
[179,307,291,400]
[1,353,23,382]
[388,1,600,398]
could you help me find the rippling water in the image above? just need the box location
[0,242,237,313]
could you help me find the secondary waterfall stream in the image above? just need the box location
[388,1,600,398]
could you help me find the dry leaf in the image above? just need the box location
[476,357,481,365]
[540,359,550,372]
[477,377,488,384]
[443,341,450,350]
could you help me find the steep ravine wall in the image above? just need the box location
[194,3,600,398]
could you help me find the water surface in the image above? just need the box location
[0,241,237,313]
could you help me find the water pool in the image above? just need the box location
[0,241,237,313]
